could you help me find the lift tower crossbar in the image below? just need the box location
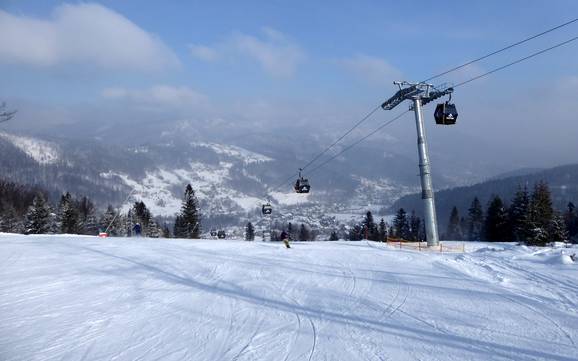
[382,82,453,247]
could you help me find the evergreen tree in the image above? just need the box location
[484,196,509,242]
[99,205,121,236]
[329,231,339,241]
[548,213,568,244]
[378,218,387,242]
[58,192,80,234]
[147,219,161,238]
[564,202,578,242]
[362,211,378,241]
[173,215,186,238]
[409,211,422,241]
[24,194,53,234]
[526,181,554,246]
[179,184,201,238]
[509,185,531,242]
[393,208,410,239]
[245,222,255,241]
[530,181,553,230]
[0,205,20,233]
[77,196,98,235]
[287,222,295,240]
[467,197,484,242]
[298,224,310,241]
[445,206,462,240]
[348,224,363,241]
[162,223,171,238]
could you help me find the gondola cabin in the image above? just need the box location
[294,178,311,193]
[262,203,272,215]
[217,230,226,239]
[434,102,458,125]
[210,229,217,237]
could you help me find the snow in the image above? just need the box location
[0,235,577,361]
[105,162,265,216]
[192,142,272,164]
[269,191,311,205]
[0,132,60,164]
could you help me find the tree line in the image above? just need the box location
[443,181,577,245]
[0,179,202,239]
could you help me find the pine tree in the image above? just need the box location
[349,224,363,241]
[173,215,186,238]
[329,231,339,241]
[484,196,509,242]
[58,192,80,234]
[467,197,484,242]
[99,205,121,236]
[298,224,310,241]
[526,181,554,246]
[564,202,578,242]
[378,218,387,242]
[531,181,553,229]
[0,205,20,233]
[362,211,378,240]
[245,222,255,241]
[77,196,98,235]
[445,206,462,240]
[24,194,53,234]
[179,184,201,239]
[509,185,531,242]
[147,219,161,238]
[287,222,295,240]
[409,211,422,241]
[162,223,171,238]
[393,208,410,239]
[548,213,568,244]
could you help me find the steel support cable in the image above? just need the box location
[294,18,578,178]
[300,104,382,172]
[266,21,578,196]
[423,18,578,83]
[454,35,578,88]
[294,34,578,188]
[307,111,410,176]
[266,111,409,194]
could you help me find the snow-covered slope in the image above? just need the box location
[1,234,576,361]
[0,132,59,164]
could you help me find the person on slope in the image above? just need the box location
[280,230,291,249]
[133,223,142,237]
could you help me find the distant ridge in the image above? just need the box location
[391,164,578,229]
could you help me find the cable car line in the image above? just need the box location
[263,25,578,204]
[423,17,578,83]
[307,111,410,176]
[287,19,578,181]
[300,104,382,172]
[453,34,578,88]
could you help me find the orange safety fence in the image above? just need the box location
[385,239,466,253]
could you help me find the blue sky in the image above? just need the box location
[1,1,578,166]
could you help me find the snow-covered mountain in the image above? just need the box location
[0,129,499,229]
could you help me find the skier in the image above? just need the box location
[280,230,291,249]
[133,223,142,237]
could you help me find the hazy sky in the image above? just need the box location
[1,1,577,168]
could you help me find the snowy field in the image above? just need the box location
[0,234,577,361]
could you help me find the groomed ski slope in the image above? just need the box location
[0,234,577,361]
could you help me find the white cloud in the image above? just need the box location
[102,85,208,109]
[0,3,179,71]
[189,44,219,62]
[190,27,305,78]
[340,54,402,85]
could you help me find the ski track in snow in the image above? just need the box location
[0,235,577,361]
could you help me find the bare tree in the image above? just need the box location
[0,102,16,123]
